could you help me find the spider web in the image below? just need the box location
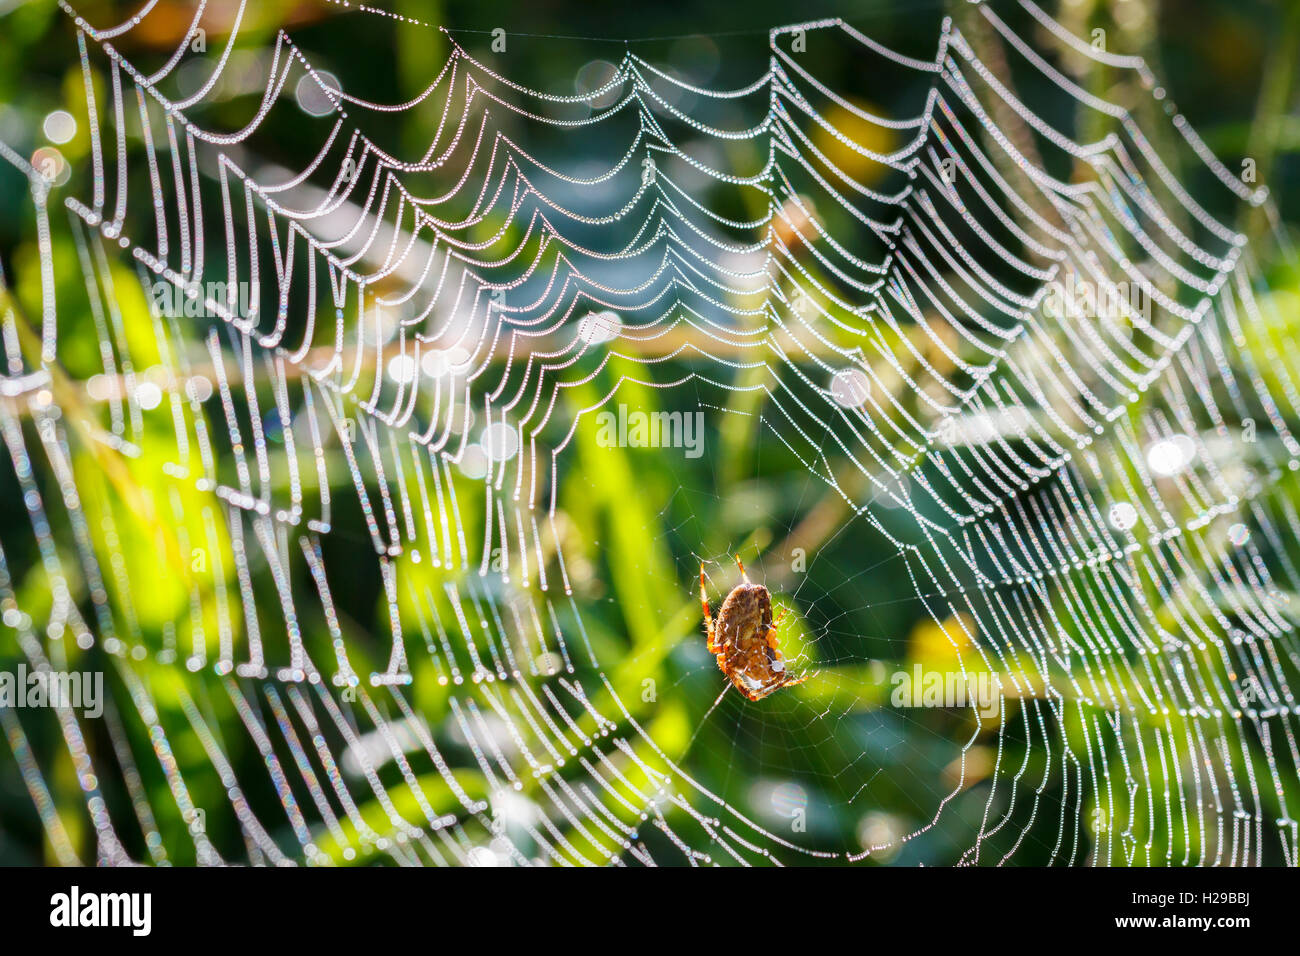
[1,0,1298,867]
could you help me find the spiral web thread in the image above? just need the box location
[0,0,1298,866]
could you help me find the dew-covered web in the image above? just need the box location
[2,0,1299,866]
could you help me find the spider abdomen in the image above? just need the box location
[716,584,786,694]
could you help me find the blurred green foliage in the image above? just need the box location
[1,0,1300,867]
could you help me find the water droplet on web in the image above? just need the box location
[296,70,342,117]
[577,310,621,345]
[1146,435,1196,477]
[481,422,519,462]
[386,354,417,384]
[829,367,871,407]
[1108,502,1138,532]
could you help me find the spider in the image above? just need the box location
[700,555,808,702]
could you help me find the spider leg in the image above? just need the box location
[752,669,805,701]
[700,565,718,653]
[734,554,750,584]
[732,674,761,702]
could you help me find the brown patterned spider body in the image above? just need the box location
[700,556,807,702]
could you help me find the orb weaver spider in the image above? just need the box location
[700,555,808,702]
